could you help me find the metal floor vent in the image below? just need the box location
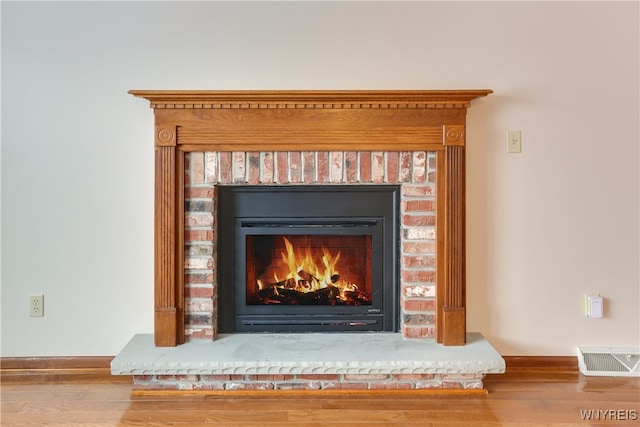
[577,347,640,377]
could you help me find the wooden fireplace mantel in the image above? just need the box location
[131,89,492,347]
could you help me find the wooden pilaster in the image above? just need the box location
[441,140,467,346]
[154,125,184,347]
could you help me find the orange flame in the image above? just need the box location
[282,238,335,288]
[251,236,372,306]
[278,237,359,297]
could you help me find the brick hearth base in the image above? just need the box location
[111,333,505,392]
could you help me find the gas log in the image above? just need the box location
[254,280,371,305]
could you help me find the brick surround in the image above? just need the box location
[184,150,437,342]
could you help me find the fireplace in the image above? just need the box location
[217,185,399,333]
[111,90,506,393]
[128,89,493,347]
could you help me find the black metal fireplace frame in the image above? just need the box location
[217,185,399,333]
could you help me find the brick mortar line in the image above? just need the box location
[401,212,436,215]
[402,283,436,287]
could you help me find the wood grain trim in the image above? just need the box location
[175,128,444,148]
[502,356,579,372]
[131,388,489,397]
[440,145,466,345]
[435,151,446,343]
[0,357,130,383]
[177,142,447,153]
[176,150,185,345]
[154,146,180,347]
[161,106,456,150]
[129,90,493,110]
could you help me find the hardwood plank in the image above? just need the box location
[319,397,493,411]
[1,356,114,370]
[131,388,487,398]
[287,408,408,423]
[501,355,578,372]
[1,372,638,426]
[0,412,125,426]
[0,356,130,384]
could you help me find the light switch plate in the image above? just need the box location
[507,130,522,153]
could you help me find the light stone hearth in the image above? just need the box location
[111,332,504,391]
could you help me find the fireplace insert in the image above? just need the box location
[217,185,399,333]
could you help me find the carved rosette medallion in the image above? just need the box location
[156,127,176,146]
[444,125,465,146]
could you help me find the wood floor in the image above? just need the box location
[1,371,638,426]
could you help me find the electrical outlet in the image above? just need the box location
[585,293,603,318]
[29,295,44,317]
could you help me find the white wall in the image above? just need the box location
[2,1,638,357]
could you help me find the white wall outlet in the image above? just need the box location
[29,294,44,317]
[507,130,522,153]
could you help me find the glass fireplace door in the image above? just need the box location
[217,185,399,333]
[247,233,373,307]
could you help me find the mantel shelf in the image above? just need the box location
[129,89,492,109]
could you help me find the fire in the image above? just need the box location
[251,236,371,305]
[280,237,346,292]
